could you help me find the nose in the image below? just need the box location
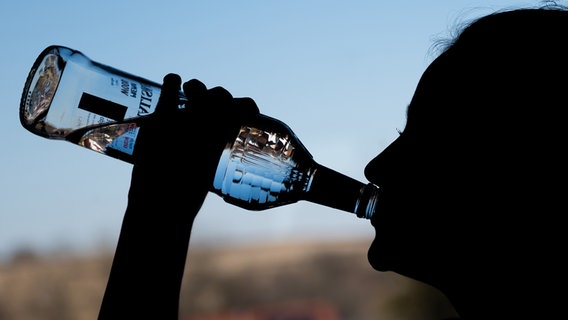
[364,136,403,186]
[364,154,382,184]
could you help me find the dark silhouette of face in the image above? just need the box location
[363,9,567,314]
[364,48,470,286]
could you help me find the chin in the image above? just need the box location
[367,237,386,271]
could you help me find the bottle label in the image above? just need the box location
[47,55,159,132]
[106,122,138,155]
[43,54,160,158]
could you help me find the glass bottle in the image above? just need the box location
[20,45,378,219]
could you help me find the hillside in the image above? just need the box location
[0,240,457,320]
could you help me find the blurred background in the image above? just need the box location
[0,1,542,319]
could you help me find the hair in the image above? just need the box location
[428,1,568,58]
[410,3,568,154]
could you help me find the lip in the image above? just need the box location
[369,211,377,227]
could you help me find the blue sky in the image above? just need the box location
[0,0,540,259]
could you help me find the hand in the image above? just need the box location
[133,73,260,194]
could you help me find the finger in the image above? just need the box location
[232,97,260,118]
[183,78,207,99]
[156,73,182,114]
[163,73,182,91]
[207,86,233,105]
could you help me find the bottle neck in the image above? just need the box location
[304,165,378,219]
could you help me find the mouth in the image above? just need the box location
[370,212,379,227]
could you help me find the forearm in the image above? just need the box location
[98,166,208,319]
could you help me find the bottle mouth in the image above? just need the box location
[355,183,379,219]
[20,47,68,139]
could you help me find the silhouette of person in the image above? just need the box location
[98,4,566,320]
[364,5,566,319]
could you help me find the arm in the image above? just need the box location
[97,164,201,320]
[98,74,259,319]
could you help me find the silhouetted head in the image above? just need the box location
[364,6,567,318]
